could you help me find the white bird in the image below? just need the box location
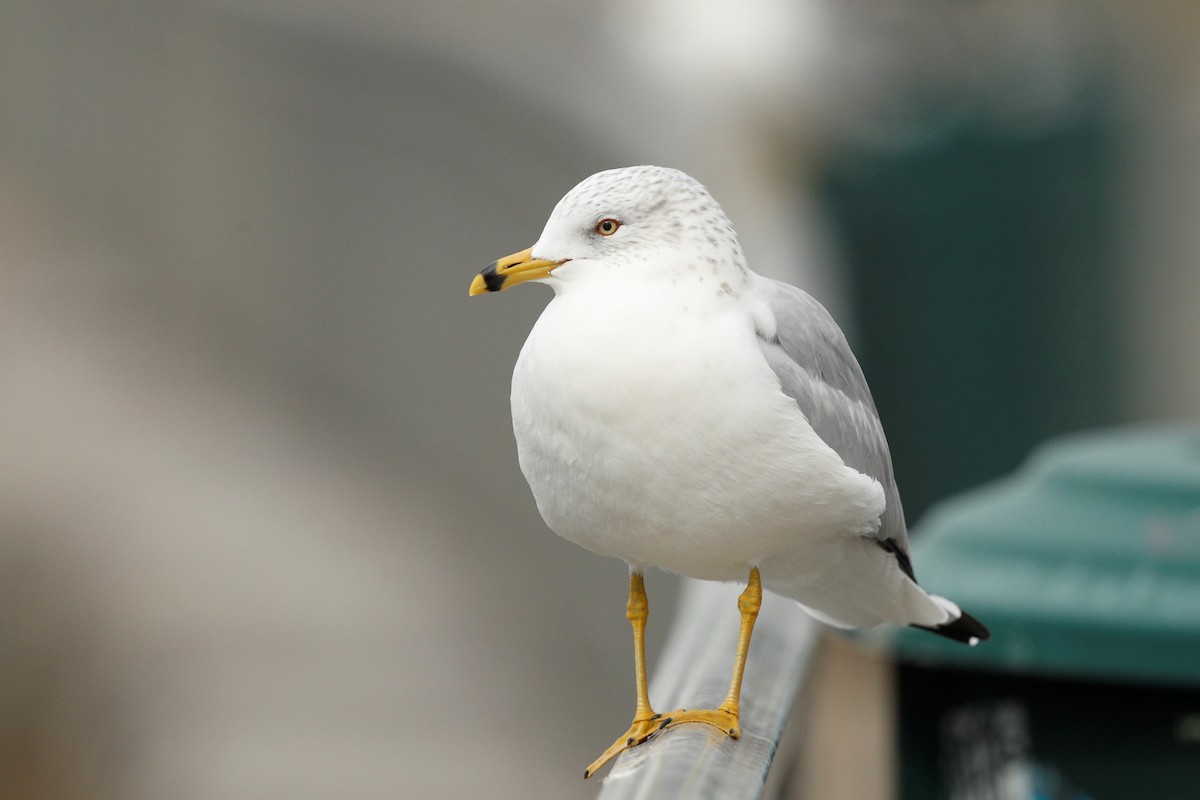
[469,166,988,778]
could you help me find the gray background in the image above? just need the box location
[1,1,1197,797]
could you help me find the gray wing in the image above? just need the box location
[752,277,911,567]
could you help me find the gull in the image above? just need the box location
[469,166,989,778]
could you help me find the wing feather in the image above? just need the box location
[752,277,910,557]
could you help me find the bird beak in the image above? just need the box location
[469,247,567,296]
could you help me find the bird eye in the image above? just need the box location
[594,218,621,236]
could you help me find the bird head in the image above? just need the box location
[470,166,749,297]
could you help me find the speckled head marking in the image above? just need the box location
[529,166,750,294]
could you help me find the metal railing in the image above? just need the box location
[596,578,822,799]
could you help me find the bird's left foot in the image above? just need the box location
[584,706,741,779]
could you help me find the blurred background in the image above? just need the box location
[1,1,1197,798]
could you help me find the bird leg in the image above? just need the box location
[584,568,764,779]
[655,566,762,737]
[585,571,667,778]
[720,566,763,725]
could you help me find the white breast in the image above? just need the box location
[510,285,885,581]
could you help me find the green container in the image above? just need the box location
[890,426,1200,799]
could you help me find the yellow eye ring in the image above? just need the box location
[595,218,621,236]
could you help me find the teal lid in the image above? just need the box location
[891,425,1200,686]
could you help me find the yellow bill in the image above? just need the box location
[469,247,566,296]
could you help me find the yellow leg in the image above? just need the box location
[584,568,764,779]
[659,566,762,737]
[585,572,667,778]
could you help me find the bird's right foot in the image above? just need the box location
[584,712,674,779]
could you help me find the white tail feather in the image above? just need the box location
[902,581,961,628]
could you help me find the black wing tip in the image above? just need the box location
[876,537,916,582]
[913,609,991,646]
